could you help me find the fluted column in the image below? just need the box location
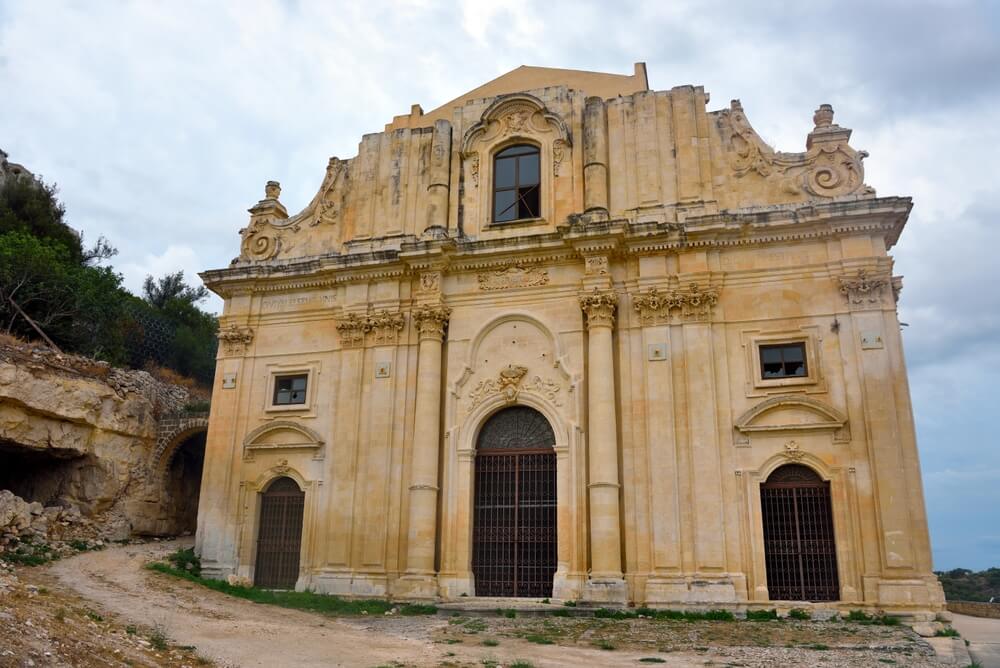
[579,290,624,585]
[404,304,450,587]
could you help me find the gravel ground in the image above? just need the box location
[0,540,959,667]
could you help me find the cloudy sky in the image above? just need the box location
[2,1,998,570]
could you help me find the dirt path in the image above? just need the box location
[45,540,714,667]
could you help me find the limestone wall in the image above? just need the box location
[0,339,194,537]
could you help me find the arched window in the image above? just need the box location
[493,144,540,222]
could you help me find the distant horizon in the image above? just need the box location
[2,0,998,570]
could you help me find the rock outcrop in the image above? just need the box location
[0,337,205,537]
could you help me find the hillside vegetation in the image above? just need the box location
[936,567,1000,602]
[0,154,217,385]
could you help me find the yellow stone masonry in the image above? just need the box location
[197,63,943,614]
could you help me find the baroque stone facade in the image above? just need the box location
[197,63,943,613]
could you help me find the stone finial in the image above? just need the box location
[265,180,281,200]
[813,104,835,129]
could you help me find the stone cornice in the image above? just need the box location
[201,197,911,297]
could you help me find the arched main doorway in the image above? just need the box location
[472,406,557,598]
[254,476,305,589]
[761,464,840,601]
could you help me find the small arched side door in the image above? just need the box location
[254,476,305,589]
[761,464,840,601]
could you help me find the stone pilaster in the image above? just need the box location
[399,303,451,598]
[579,290,627,602]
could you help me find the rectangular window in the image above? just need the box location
[273,374,308,405]
[760,343,808,379]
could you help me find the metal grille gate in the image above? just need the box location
[254,477,305,589]
[472,407,557,598]
[761,464,839,601]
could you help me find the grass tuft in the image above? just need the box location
[147,561,437,617]
[745,608,779,621]
[788,608,811,620]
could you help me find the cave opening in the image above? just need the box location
[0,439,97,510]
[159,431,206,535]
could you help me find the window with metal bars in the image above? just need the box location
[493,144,540,223]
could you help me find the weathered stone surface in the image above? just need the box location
[0,338,200,535]
[196,63,943,613]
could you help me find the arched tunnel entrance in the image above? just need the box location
[160,430,206,535]
[140,414,210,536]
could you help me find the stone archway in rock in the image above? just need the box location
[142,412,209,535]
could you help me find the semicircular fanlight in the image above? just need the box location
[477,406,555,450]
[765,464,823,485]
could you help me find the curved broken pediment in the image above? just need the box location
[243,420,325,459]
[735,395,847,435]
[461,93,571,155]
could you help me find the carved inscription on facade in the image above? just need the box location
[477,265,550,291]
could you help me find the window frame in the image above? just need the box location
[272,373,309,406]
[758,342,809,380]
[491,143,541,224]
[745,331,821,393]
[263,362,320,415]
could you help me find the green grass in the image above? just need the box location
[562,600,577,607]
[482,638,499,646]
[524,634,553,645]
[497,608,517,618]
[85,610,104,622]
[593,640,616,650]
[845,609,901,626]
[146,561,437,617]
[788,608,811,620]
[745,608,779,621]
[935,627,960,637]
[639,659,666,663]
[552,608,570,617]
[149,625,169,651]
[509,662,535,668]
[804,643,830,650]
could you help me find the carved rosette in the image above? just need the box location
[584,256,609,276]
[336,313,370,348]
[477,264,550,291]
[632,284,720,324]
[838,269,889,310]
[418,271,441,294]
[413,304,451,341]
[217,324,254,357]
[368,310,405,345]
[580,290,618,329]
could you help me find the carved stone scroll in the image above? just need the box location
[477,265,550,291]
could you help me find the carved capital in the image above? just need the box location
[580,290,618,329]
[838,269,889,310]
[336,313,370,348]
[217,324,254,357]
[413,304,451,341]
[632,284,719,324]
[368,310,405,345]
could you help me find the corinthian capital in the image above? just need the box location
[413,304,451,341]
[579,290,618,329]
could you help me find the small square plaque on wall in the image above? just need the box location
[375,362,391,378]
[222,372,237,389]
[860,332,884,350]
[648,343,668,361]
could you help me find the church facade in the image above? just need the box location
[196,63,944,613]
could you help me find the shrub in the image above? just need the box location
[788,608,811,620]
[934,627,960,637]
[745,608,779,621]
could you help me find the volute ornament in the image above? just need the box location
[632,284,720,323]
[838,269,889,309]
